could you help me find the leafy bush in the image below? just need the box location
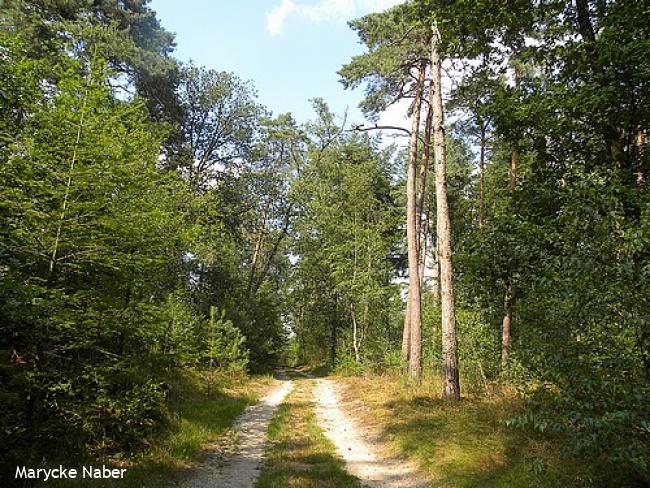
[334,351,365,376]
[204,306,249,373]
[85,367,167,454]
[508,379,650,485]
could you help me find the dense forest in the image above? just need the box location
[1,0,648,486]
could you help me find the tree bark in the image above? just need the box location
[478,123,486,230]
[419,208,430,288]
[431,23,460,399]
[574,0,626,169]
[432,243,441,304]
[406,63,426,378]
[428,196,441,304]
[501,278,512,367]
[509,147,519,192]
[575,0,595,43]
[417,89,434,250]
[500,148,518,367]
[401,299,411,362]
[636,129,646,184]
[331,295,339,368]
[501,58,521,365]
[351,304,360,363]
[417,89,434,287]
[48,64,93,285]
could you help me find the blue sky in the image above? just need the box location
[150,0,405,126]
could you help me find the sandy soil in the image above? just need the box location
[177,377,293,488]
[314,378,429,488]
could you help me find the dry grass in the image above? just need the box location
[338,374,596,488]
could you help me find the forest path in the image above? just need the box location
[314,378,429,488]
[176,373,293,488]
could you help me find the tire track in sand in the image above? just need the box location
[314,378,429,488]
[178,376,293,488]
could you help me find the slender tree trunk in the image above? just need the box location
[501,277,512,367]
[361,238,372,351]
[247,230,265,296]
[351,304,360,362]
[417,90,434,251]
[331,295,339,368]
[432,244,440,303]
[501,58,521,364]
[419,209,430,288]
[417,91,434,287]
[298,304,305,364]
[509,147,519,192]
[478,123,486,231]
[331,320,337,368]
[250,208,292,296]
[636,129,646,184]
[431,23,460,399]
[351,216,360,362]
[428,197,441,304]
[574,0,626,169]
[401,299,411,362]
[406,63,426,378]
[575,0,595,43]
[500,149,518,366]
[48,63,94,284]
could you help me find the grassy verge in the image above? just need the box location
[47,369,272,487]
[339,374,598,488]
[256,377,362,488]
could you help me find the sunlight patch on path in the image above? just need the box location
[178,377,293,488]
[314,378,429,488]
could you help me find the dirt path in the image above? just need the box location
[314,378,429,488]
[178,377,293,488]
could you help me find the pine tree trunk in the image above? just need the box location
[432,245,440,303]
[401,300,410,362]
[574,0,626,169]
[428,197,441,304]
[501,147,518,367]
[417,93,434,287]
[431,23,460,399]
[417,90,434,258]
[419,209,430,288]
[406,63,426,378]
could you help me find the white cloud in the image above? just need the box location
[267,0,298,37]
[361,0,405,11]
[266,0,405,37]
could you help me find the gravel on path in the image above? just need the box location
[177,377,293,488]
[314,378,429,488]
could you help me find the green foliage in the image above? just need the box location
[333,352,366,377]
[1,0,180,122]
[2,0,649,485]
[0,25,271,477]
[204,306,249,373]
[340,0,649,482]
[290,101,402,370]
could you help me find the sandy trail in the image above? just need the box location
[314,378,429,488]
[178,377,293,488]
